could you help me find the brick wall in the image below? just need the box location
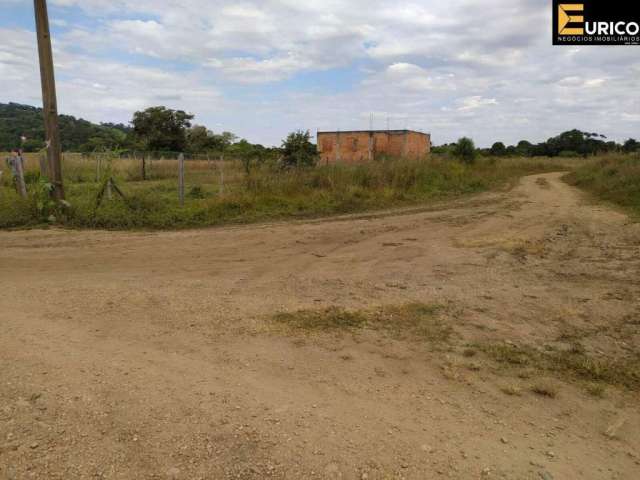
[317,130,430,164]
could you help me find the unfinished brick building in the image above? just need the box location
[317,130,431,164]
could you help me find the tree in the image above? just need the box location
[132,106,193,152]
[542,129,608,157]
[453,137,476,164]
[22,138,45,152]
[430,143,455,155]
[603,141,619,153]
[281,130,317,167]
[0,102,132,152]
[489,142,506,156]
[217,131,238,148]
[228,139,262,174]
[186,125,216,153]
[623,138,639,153]
[516,140,533,156]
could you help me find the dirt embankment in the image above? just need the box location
[1,172,639,479]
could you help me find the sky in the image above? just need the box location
[0,0,638,147]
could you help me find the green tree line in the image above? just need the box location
[0,102,130,152]
[4,103,636,164]
[434,129,639,158]
[0,103,317,168]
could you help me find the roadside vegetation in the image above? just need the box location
[564,153,640,216]
[2,102,639,230]
[0,154,563,230]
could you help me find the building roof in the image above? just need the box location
[317,129,429,136]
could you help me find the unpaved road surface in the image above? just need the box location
[1,172,639,479]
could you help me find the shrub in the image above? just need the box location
[454,137,477,164]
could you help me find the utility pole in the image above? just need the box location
[34,0,64,200]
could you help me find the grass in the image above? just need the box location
[474,342,640,391]
[585,383,606,398]
[500,384,523,396]
[0,154,564,230]
[564,153,640,217]
[531,380,558,398]
[274,304,640,392]
[272,302,451,342]
[272,307,367,331]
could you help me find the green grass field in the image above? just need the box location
[0,152,625,230]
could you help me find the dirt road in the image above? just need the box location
[1,172,639,479]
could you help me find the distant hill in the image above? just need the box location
[0,102,131,152]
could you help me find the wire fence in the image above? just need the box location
[0,150,251,202]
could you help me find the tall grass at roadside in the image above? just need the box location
[0,155,563,230]
[564,153,640,216]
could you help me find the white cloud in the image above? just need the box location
[456,96,498,112]
[206,54,315,83]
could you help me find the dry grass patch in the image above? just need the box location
[531,380,559,398]
[585,383,606,398]
[455,236,546,260]
[272,302,452,343]
[474,342,640,391]
[272,307,367,331]
[500,384,523,396]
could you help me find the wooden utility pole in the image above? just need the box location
[34,0,64,200]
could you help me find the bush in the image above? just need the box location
[454,137,477,164]
[188,185,205,199]
[281,130,317,168]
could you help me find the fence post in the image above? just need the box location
[178,153,185,205]
[15,155,28,198]
[39,152,49,177]
[141,155,146,180]
[96,154,102,183]
[219,159,225,196]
